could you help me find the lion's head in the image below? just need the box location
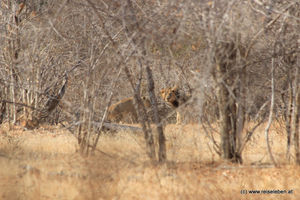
[160,86,180,108]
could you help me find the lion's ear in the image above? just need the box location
[172,85,178,91]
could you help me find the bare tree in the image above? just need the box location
[292,67,300,164]
[146,66,166,162]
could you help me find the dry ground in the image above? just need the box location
[0,122,299,200]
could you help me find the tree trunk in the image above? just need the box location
[292,67,300,164]
[0,90,6,124]
[217,81,233,160]
[124,65,156,161]
[214,41,242,163]
[146,66,166,162]
[281,81,293,160]
[294,88,300,164]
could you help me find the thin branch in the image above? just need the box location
[245,3,294,58]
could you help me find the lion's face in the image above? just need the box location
[160,86,191,124]
[160,86,180,108]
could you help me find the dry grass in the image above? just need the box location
[0,122,299,200]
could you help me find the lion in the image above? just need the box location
[107,96,151,124]
[160,86,189,124]
[20,118,39,130]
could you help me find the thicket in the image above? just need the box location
[0,0,299,163]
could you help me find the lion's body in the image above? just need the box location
[107,97,151,124]
[160,86,189,124]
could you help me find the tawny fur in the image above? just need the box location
[107,96,151,123]
[160,86,188,124]
[20,118,39,130]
